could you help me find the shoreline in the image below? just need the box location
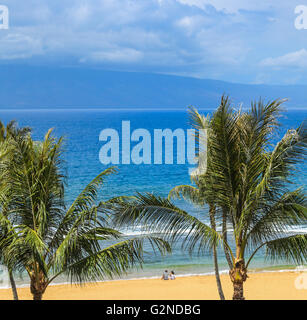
[0,270,306,300]
[0,266,304,289]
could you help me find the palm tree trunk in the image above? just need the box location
[30,276,46,301]
[209,205,225,300]
[222,207,233,269]
[32,292,43,300]
[8,270,18,300]
[229,258,247,300]
[232,280,244,300]
[213,244,225,300]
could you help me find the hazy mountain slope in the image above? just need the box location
[0,66,306,108]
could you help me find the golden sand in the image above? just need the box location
[0,271,306,300]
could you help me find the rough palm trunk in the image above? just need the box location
[232,280,244,300]
[30,283,44,300]
[222,207,233,269]
[209,205,225,300]
[229,258,247,300]
[32,291,43,300]
[8,270,18,300]
[30,273,47,301]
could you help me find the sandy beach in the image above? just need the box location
[0,271,306,300]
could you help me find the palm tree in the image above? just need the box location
[167,108,226,300]
[207,97,307,299]
[111,97,307,300]
[0,120,31,300]
[0,128,170,300]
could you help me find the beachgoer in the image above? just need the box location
[161,270,169,280]
[170,271,175,280]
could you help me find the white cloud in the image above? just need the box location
[0,33,43,60]
[68,4,92,24]
[176,0,276,13]
[174,15,208,37]
[260,49,307,69]
[82,48,144,63]
[0,0,304,84]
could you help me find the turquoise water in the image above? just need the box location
[0,108,306,286]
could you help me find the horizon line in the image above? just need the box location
[0,107,307,112]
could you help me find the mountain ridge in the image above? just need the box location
[0,65,306,109]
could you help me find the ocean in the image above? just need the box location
[0,108,306,287]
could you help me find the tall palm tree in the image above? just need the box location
[167,108,226,300]
[111,97,307,300]
[207,97,307,299]
[0,120,31,300]
[0,128,170,300]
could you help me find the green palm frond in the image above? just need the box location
[66,167,117,215]
[49,235,170,285]
[188,107,210,173]
[49,167,117,249]
[246,189,307,247]
[168,185,205,206]
[251,122,306,203]
[237,123,307,242]
[52,212,120,269]
[188,106,210,132]
[264,234,307,265]
[248,98,285,143]
[2,227,49,276]
[203,96,242,226]
[111,192,221,255]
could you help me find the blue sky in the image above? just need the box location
[0,0,307,85]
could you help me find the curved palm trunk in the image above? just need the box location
[212,245,225,300]
[8,270,18,300]
[209,205,225,300]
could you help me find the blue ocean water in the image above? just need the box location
[0,108,306,285]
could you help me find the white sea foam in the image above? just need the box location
[1,267,305,289]
[120,224,307,237]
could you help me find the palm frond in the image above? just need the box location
[49,235,170,284]
[265,234,307,265]
[168,185,205,206]
[49,168,116,250]
[65,167,117,216]
[111,193,221,255]
[246,189,307,247]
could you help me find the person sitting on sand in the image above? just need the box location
[161,270,169,280]
[169,271,175,280]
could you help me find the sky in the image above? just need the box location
[0,0,307,85]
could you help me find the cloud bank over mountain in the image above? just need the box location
[0,0,306,85]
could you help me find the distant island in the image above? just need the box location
[0,65,306,109]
